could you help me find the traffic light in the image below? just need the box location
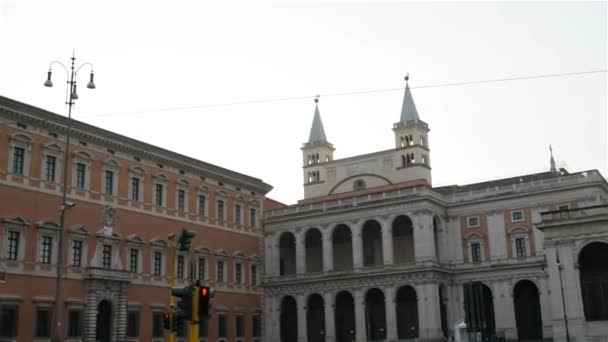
[172,285,194,320]
[178,229,196,252]
[198,285,214,318]
[162,312,173,330]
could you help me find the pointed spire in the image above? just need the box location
[549,145,557,173]
[308,96,328,143]
[400,74,420,122]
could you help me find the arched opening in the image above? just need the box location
[279,232,296,276]
[396,285,418,339]
[335,291,356,342]
[280,296,298,342]
[365,288,387,341]
[464,283,496,337]
[305,228,323,273]
[332,225,353,271]
[362,220,383,267]
[439,284,449,338]
[433,216,441,262]
[307,294,325,342]
[513,280,542,340]
[96,300,112,342]
[579,242,608,321]
[393,216,415,263]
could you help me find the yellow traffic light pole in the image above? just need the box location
[189,285,199,342]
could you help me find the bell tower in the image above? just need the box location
[392,75,432,184]
[301,98,334,196]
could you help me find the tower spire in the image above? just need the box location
[549,145,557,173]
[400,74,420,122]
[308,96,328,143]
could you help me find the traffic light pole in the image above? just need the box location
[189,284,200,342]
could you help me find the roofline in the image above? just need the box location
[0,95,273,194]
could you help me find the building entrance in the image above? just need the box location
[96,300,112,342]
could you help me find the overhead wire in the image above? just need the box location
[81,69,607,118]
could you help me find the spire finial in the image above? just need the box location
[549,144,557,173]
[404,73,410,82]
[314,95,319,104]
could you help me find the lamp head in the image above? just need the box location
[71,84,79,100]
[44,70,53,87]
[87,71,96,89]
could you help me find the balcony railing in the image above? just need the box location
[540,204,608,223]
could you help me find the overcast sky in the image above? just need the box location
[0,1,606,204]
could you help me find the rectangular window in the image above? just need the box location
[217,199,225,221]
[471,242,482,263]
[217,260,224,283]
[72,240,82,267]
[12,147,25,175]
[198,257,206,280]
[102,244,112,269]
[152,312,163,337]
[515,238,527,257]
[198,194,206,216]
[153,251,162,276]
[177,255,185,279]
[250,208,257,227]
[218,313,227,337]
[251,264,258,286]
[67,309,83,337]
[35,307,52,337]
[7,231,20,261]
[178,189,186,212]
[131,177,140,201]
[252,314,261,337]
[129,248,139,273]
[45,155,56,182]
[127,310,140,337]
[76,163,86,188]
[236,315,244,337]
[155,184,163,206]
[104,170,114,195]
[467,216,480,228]
[0,304,19,338]
[235,263,242,285]
[235,204,241,225]
[511,210,524,222]
[40,236,53,264]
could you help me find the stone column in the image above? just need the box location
[413,213,435,262]
[84,287,98,342]
[265,296,280,342]
[115,283,128,342]
[297,294,308,342]
[384,286,398,341]
[296,231,306,274]
[322,228,334,272]
[354,289,367,342]
[417,283,443,341]
[352,221,364,269]
[265,234,279,277]
[545,242,586,342]
[381,218,394,266]
[323,292,336,342]
[491,280,517,340]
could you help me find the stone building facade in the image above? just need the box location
[263,81,608,342]
[0,95,273,342]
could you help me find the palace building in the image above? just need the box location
[0,95,275,342]
[262,80,608,342]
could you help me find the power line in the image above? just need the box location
[82,69,607,118]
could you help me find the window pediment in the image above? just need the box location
[2,216,30,226]
[150,238,168,248]
[233,251,247,260]
[36,220,60,231]
[68,225,90,236]
[215,249,229,257]
[126,234,144,244]
[195,246,211,255]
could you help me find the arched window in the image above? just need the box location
[579,242,608,321]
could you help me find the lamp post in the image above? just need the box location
[556,247,571,342]
[44,52,96,342]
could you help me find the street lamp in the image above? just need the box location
[44,52,96,342]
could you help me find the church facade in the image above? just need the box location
[262,80,608,342]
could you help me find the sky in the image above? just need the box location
[0,1,606,205]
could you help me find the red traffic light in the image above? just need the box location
[201,287,208,297]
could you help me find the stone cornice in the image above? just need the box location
[0,96,273,195]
